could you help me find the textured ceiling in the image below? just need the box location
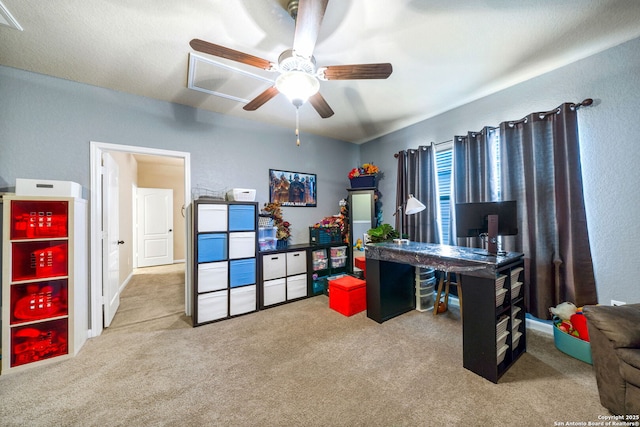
[2,0,640,144]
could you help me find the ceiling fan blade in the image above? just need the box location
[309,92,334,118]
[292,0,329,59]
[190,39,273,70]
[322,63,393,80]
[243,86,280,111]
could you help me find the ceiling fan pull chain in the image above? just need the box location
[296,107,301,146]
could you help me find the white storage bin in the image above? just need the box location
[229,231,255,259]
[496,330,510,349]
[197,261,228,292]
[496,316,509,335]
[495,287,508,307]
[197,290,228,323]
[512,318,522,334]
[263,253,286,281]
[198,204,228,232]
[511,281,523,299]
[16,178,82,198]
[511,306,522,322]
[495,274,507,291]
[226,188,256,201]
[286,251,307,275]
[287,274,307,300]
[263,278,286,306]
[497,344,509,365]
[513,331,523,348]
[230,285,256,316]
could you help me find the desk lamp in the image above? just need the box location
[393,195,426,244]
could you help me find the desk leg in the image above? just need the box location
[366,258,415,323]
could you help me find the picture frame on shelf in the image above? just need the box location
[269,169,317,207]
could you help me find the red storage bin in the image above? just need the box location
[11,318,69,367]
[11,241,68,281]
[10,279,68,324]
[10,200,68,239]
[328,275,367,316]
[354,256,366,278]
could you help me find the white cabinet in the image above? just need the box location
[1,196,88,374]
[261,249,308,307]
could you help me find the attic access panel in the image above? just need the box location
[187,53,274,103]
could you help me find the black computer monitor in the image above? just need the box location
[455,201,518,238]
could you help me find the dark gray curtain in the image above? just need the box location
[500,103,598,318]
[396,145,441,243]
[451,127,499,247]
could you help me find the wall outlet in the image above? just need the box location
[611,300,626,306]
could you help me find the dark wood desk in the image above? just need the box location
[365,242,526,383]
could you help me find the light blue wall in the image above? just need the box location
[0,66,359,244]
[361,37,640,306]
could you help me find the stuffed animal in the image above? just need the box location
[549,302,577,320]
[570,312,590,342]
[354,238,364,251]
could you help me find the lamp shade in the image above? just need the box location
[275,71,320,106]
[405,195,426,215]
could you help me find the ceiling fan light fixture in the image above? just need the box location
[275,70,320,106]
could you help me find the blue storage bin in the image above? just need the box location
[198,234,227,263]
[553,324,593,364]
[230,258,256,287]
[229,205,256,231]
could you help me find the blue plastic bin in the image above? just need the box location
[230,258,256,287]
[553,324,593,364]
[198,234,227,263]
[229,205,255,231]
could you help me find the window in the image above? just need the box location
[436,149,452,244]
[435,130,501,244]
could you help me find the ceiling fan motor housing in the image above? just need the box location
[278,49,316,73]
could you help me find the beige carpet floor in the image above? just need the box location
[0,263,609,426]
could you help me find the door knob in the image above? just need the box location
[169,229,173,232]
[117,240,125,245]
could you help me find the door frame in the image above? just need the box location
[89,141,191,337]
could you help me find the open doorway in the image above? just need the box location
[90,141,191,337]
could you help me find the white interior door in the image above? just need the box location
[103,153,120,327]
[137,188,174,267]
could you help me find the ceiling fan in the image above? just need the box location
[189,0,393,120]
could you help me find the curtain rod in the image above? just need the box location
[395,98,594,155]
[508,98,594,126]
[394,140,452,158]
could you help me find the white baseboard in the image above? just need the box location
[526,317,553,335]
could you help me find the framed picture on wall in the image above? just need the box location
[269,169,317,207]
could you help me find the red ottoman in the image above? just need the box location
[328,276,367,316]
[354,256,366,278]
